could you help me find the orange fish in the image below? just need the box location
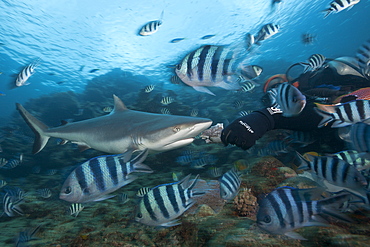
[333,87,370,103]
[303,151,319,160]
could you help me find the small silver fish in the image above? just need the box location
[201,34,216,40]
[170,38,185,43]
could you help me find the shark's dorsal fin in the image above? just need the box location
[112,94,128,112]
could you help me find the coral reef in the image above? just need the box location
[233,188,258,218]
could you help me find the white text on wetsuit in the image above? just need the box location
[238,121,254,133]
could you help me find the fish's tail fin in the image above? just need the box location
[319,193,353,223]
[16,103,50,154]
[131,149,153,174]
[313,106,334,128]
[179,174,205,197]
[322,9,332,19]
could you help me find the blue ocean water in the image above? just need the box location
[1,0,369,121]
[0,0,370,246]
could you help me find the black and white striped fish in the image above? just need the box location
[160,107,171,115]
[323,0,360,18]
[239,81,255,92]
[238,110,252,117]
[59,149,152,203]
[190,108,199,117]
[245,33,255,50]
[0,159,21,169]
[346,123,370,153]
[68,203,84,217]
[15,225,41,247]
[207,167,223,178]
[160,96,174,105]
[302,54,326,73]
[175,45,243,96]
[37,188,52,199]
[258,140,294,156]
[170,75,182,85]
[257,186,352,240]
[44,169,57,176]
[0,180,6,188]
[254,23,280,45]
[284,130,316,147]
[356,39,370,79]
[139,11,164,36]
[329,150,368,168]
[240,65,263,79]
[315,100,370,128]
[2,193,23,217]
[0,158,7,167]
[270,83,306,117]
[15,59,40,87]
[136,187,151,197]
[119,193,129,204]
[219,168,241,200]
[233,100,244,109]
[144,85,155,93]
[135,174,204,227]
[297,153,368,197]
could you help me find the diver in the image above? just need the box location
[221,56,370,150]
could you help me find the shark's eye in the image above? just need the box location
[137,213,142,219]
[64,186,72,194]
[173,127,181,132]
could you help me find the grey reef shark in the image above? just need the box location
[16,95,212,158]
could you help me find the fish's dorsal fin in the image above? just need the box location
[112,95,128,112]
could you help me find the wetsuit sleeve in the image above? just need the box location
[272,102,322,131]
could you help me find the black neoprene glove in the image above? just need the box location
[221,108,279,150]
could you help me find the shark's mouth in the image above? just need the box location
[162,138,195,150]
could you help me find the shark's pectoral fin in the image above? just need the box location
[72,142,91,152]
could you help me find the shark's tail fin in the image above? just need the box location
[16,103,50,154]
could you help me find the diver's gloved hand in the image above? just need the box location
[221,108,278,150]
